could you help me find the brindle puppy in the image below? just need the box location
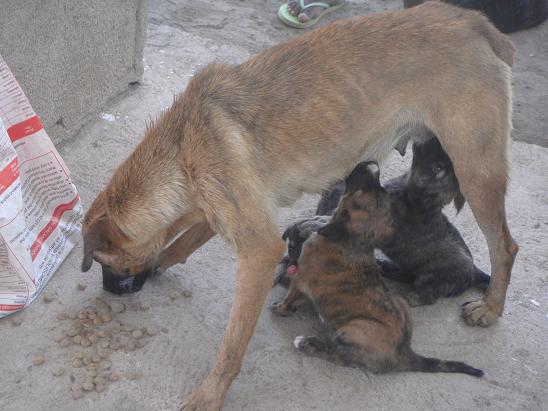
[271,162,483,377]
[380,137,490,306]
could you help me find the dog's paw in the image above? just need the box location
[270,301,296,317]
[461,299,501,327]
[180,382,224,411]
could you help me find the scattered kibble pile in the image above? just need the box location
[50,297,158,400]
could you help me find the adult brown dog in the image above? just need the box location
[82,3,518,410]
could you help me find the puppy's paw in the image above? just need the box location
[404,291,426,307]
[293,335,327,355]
[461,299,501,327]
[293,335,306,349]
[270,301,297,317]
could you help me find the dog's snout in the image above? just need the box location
[101,264,151,294]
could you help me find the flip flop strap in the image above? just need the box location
[299,0,332,10]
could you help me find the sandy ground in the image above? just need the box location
[1,1,547,410]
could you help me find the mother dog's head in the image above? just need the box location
[80,134,206,294]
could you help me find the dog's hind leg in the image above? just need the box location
[428,81,518,326]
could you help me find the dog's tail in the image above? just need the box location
[403,352,484,377]
[472,265,491,291]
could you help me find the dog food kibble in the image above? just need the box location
[109,372,120,382]
[101,314,112,323]
[182,290,193,298]
[66,328,78,337]
[72,358,84,368]
[109,301,125,313]
[71,386,84,400]
[168,290,180,300]
[86,363,98,371]
[77,282,87,291]
[94,376,107,385]
[32,354,45,366]
[99,360,112,370]
[11,317,23,326]
[51,367,65,377]
[98,340,110,349]
[94,383,106,393]
[42,293,55,303]
[53,297,160,399]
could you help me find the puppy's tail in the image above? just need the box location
[404,352,484,377]
[472,266,491,291]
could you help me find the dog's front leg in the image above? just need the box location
[157,222,215,272]
[180,238,285,411]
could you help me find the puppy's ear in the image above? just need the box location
[317,210,350,242]
[454,191,466,214]
[282,226,290,241]
[345,161,380,193]
[394,136,409,156]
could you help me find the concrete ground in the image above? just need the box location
[1,1,547,410]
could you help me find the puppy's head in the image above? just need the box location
[318,162,393,247]
[282,216,330,276]
[410,138,464,211]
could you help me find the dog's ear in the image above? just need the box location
[317,210,350,242]
[454,191,466,214]
[81,220,108,272]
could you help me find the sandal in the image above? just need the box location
[277,0,344,29]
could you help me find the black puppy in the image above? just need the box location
[378,138,490,305]
[274,216,330,287]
